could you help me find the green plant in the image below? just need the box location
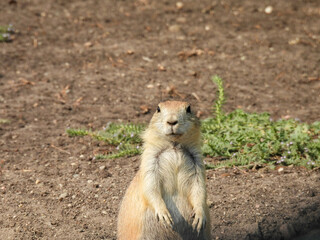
[201,110,320,169]
[66,122,144,159]
[0,24,14,42]
[212,75,225,125]
[0,119,10,124]
[202,77,319,169]
[67,76,320,169]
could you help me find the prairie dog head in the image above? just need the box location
[146,101,200,144]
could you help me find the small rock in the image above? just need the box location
[264,6,273,14]
[157,64,166,71]
[278,167,284,173]
[169,25,181,33]
[99,166,106,170]
[142,56,153,62]
[127,50,134,55]
[176,17,187,23]
[58,192,68,200]
[84,41,93,47]
[176,2,184,9]
[288,38,300,45]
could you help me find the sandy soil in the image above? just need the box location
[0,0,320,239]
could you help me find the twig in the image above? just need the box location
[192,92,201,101]
[51,144,71,155]
[234,166,249,174]
[307,77,320,82]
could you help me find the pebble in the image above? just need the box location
[176,17,186,23]
[265,6,273,14]
[169,25,181,33]
[142,56,153,62]
[84,41,93,47]
[58,192,68,200]
[176,2,184,9]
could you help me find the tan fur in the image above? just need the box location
[117,101,211,240]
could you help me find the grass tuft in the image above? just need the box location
[67,77,320,169]
[212,75,225,125]
[0,119,10,124]
[202,110,320,169]
[0,24,14,42]
[67,123,144,159]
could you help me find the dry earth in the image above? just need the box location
[0,0,320,239]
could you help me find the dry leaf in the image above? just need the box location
[84,41,93,47]
[127,50,134,55]
[73,97,83,108]
[56,85,70,104]
[196,111,203,118]
[208,50,215,56]
[19,78,35,86]
[192,92,201,101]
[164,86,186,99]
[140,105,150,114]
[308,77,320,82]
[157,64,166,71]
[282,115,291,120]
[177,48,204,60]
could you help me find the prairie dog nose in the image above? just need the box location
[167,120,178,126]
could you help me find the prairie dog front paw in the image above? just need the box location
[192,209,206,233]
[155,207,173,227]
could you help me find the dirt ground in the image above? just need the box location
[1,0,320,239]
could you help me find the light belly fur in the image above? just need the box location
[140,148,208,240]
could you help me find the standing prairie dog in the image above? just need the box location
[117,101,211,240]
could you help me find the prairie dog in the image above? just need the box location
[117,101,211,240]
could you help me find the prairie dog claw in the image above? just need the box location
[192,210,206,233]
[155,208,173,227]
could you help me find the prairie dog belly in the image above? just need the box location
[142,145,204,240]
[158,147,196,221]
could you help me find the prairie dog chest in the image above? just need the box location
[157,146,196,194]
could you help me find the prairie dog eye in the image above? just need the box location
[186,105,191,113]
[157,106,161,113]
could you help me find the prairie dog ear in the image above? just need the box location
[186,105,191,113]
